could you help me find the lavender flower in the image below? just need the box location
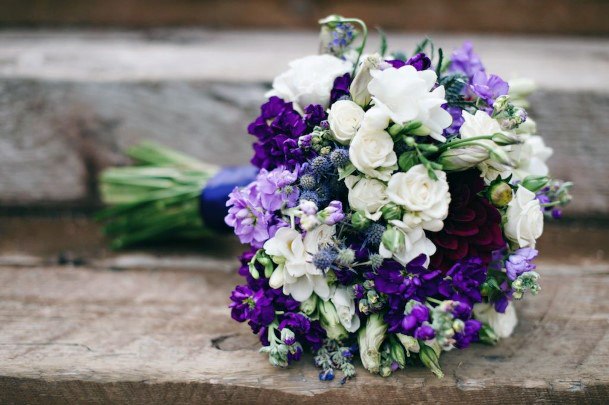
[256,167,300,211]
[506,248,538,281]
[225,184,273,248]
[469,71,509,106]
[320,201,345,225]
[449,41,485,79]
[229,285,275,328]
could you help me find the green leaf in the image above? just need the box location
[413,37,431,55]
[398,151,418,172]
[435,48,444,78]
[338,163,357,180]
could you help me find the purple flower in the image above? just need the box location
[454,319,482,349]
[229,285,275,330]
[322,200,345,225]
[414,324,435,340]
[248,96,311,170]
[386,53,431,71]
[304,104,327,128]
[330,73,351,104]
[449,41,485,79]
[443,105,465,136]
[256,167,299,211]
[225,184,272,248]
[438,257,487,306]
[469,71,509,106]
[505,248,538,281]
[373,255,441,300]
[279,313,326,351]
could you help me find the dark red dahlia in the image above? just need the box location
[428,170,505,271]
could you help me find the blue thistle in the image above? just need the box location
[330,148,350,168]
[365,223,386,248]
[311,156,334,177]
[312,248,337,271]
[300,190,320,205]
[299,174,317,190]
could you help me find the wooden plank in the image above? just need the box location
[0,260,608,403]
[1,0,608,35]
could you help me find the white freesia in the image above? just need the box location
[460,110,513,182]
[387,165,450,232]
[368,65,452,142]
[504,186,544,248]
[328,100,365,144]
[379,226,436,267]
[344,175,389,221]
[473,302,518,338]
[349,107,397,181]
[509,135,553,181]
[267,54,352,112]
[331,286,361,333]
[265,227,332,302]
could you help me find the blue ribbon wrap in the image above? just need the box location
[199,165,258,232]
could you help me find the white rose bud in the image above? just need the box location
[331,286,361,333]
[473,302,518,339]
[358,313,387,374]
[344,175,389,221]
[349,53,382,107]
[504,186,544,248]
[438,143,490,171]
[349,107,397,181]
[328,100,365,144]
[267,54,352,112]
[386,164,450,232]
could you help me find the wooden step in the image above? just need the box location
[0,217,608,403]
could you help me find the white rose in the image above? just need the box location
[265,227,331,302]
[473,302,518,339]
[386,164,450,232]
[349,108,397,181]
[509,135,553,181]
[379,226,436,267]
[267,54,352,112]
[460,110,513,182]
[328,100,365,144]
[368,65,452,142]
[504,186,544,248]
[344,175,389,221]
[331,286,361,333]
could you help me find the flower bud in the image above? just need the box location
[281,328,296,346]
[488,181,513,208]
[381,202,402,221]
[521,175,550,193]
[380,365,393,378]
[350,54,382,107]
[493,95,511,114]
[358,313,387,373]
[389,338,406,369]
[381,227,405,254]
[438,144,489,171]
[351,211,371,230]
[409,124,431,136]
[336,247,356,267]
[419,342,444,378]
[319,300,348,341]
[491,131,522,146]
[300,294,318,316]
[396,333,420,354]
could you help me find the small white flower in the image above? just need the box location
[379,226,436,267]
[331,286,361,333]
[265,227,332,302]
[509,135,553,181]
[328,99,365,144]
[367,65,452,142]
[349,107,397,181]
[267,54,352,112]
[460,110,513,182]
[473,302,518,339]
[504,186,544,248]
[386,164,450,232]
[349,53,383,107]
[344,175,389,221]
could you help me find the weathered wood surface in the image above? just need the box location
[0,31,608,216]
[0,218,608,403]
[2,0,609,35]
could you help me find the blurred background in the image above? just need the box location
[0,0,608,253]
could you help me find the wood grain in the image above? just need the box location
[0,260,607,403]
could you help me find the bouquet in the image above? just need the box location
[225,15,572,381]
